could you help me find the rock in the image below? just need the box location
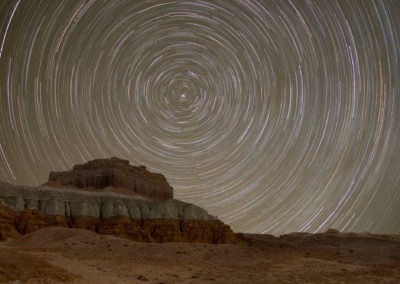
[97,216,152,242]
[0,201,20,240]
[47,157,173,201]
[141,219,243,243]
[0,183,215,220]
[137,275,149,281]
[0,181,241,243]
[0,183,214,221]
[0,159,242,243]
[15,208,47,234]
[0,202,240,243]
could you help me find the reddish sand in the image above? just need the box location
[0,227,399,283]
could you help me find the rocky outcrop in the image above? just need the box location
[0,202,240,243]
[0,159,243,243]
[0,201,20,240]
[0,182,212,220]
[0,200,47,239]
[48,158,173,201]
[0,181,242,243]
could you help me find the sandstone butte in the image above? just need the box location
[0,158,243,244]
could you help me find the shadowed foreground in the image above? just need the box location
[0,227,399,283]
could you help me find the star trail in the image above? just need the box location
[0,0,399,234]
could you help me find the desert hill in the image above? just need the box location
[0,226,399,283]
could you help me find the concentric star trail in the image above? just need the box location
[0,0,399,234]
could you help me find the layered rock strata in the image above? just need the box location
[0,182,241,243]
[48,158,173,201]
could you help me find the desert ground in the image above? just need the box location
[0,227,399,283]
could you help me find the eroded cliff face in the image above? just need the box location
[0,182,211,220]
[48,158,173,201]
[0,182,242,243]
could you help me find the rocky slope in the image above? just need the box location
[0,179,241,243]
[1,226,399,283]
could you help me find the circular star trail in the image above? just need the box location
[0,0,399,234]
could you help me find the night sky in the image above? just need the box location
[0,0,399,235]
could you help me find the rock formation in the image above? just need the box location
[48,157,173,201]
[0,200,238,243]
[0,200,21,240]
[0,158,243,243]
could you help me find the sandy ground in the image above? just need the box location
[0,227,399,283]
